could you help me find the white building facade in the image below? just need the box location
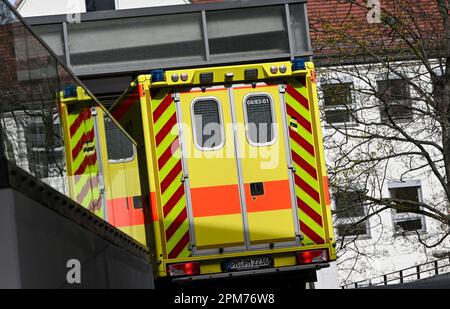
[317,61,450,287]
[16,0,190,17]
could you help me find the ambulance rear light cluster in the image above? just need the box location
[171,72,190,82]
[167,262,201,277]
[180,72,189,82]
[269,65,288,75]
[296,249,329,265]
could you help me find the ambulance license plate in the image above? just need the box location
[223,257,273,272]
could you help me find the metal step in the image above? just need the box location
[25,0,311,78]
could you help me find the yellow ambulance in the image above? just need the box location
[109,58,335,286]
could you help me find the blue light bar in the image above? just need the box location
[64,85,77,98]
[151,70,165,82]
[292,58,307,71]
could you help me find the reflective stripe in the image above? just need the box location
[160,161,182,194]
[106,197,146,227]
[244,180,292,213]
[168,232,190,259]
[286,84,310,110]
[151,89,191,259]
[190,184,242,217]
[67,106,102,215]
[286,78,325,245]
[153,94,174,123]
[156,114,177,145]
[165,208,188,241]
[158,138,180,169]
[292,151,317,180]
[111,87,140,121]
[289,129,315,156]
[323,176,331,205]
[72,129,95,159]
[286,104,312,133]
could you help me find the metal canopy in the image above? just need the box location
[25,0,311,78]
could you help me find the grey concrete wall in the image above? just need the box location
[0,188,154,289]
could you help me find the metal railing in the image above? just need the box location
[341,256,450,289]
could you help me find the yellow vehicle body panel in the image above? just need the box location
[179,89,239,188]
[59,89,103,219]
[60,87,148,246]
[247,209,296,244]
[233,84,288,183]
[178,87,245,250]
[232,84,297,245]
[96,109,147,245]
[194,214,245,249]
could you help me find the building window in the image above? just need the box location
[388,181,426,234]
[192,98,224,151]
[244,93,276,146]
[322,82,354,124]
[377,79,412,121]
[432,78,444,103]
[334,191,370,238]
[85,0,116,12]
[23,112,64,180]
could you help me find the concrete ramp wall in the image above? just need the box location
[0,164,154,289]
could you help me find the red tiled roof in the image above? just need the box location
[188,0,444,63]
[307,0,444,64]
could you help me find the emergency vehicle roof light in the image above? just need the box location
[292,57,307,71]
[64,85,77,98]
[151,70,165,82]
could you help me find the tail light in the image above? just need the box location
[296,249,329,265]
[167,262,200,277]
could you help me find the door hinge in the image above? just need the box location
[289,165,297,173]
[172,93,180,102]
[181,174,189,183]
[279,84,286,94]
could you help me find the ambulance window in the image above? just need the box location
[192,98,224,151]
[244,94,275,146]
[104,115,134,162]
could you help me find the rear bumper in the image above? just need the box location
[172,262,330,282]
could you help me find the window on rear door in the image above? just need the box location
[192,98,224,151]
[244,93,276,146]
[104,114,135,162]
